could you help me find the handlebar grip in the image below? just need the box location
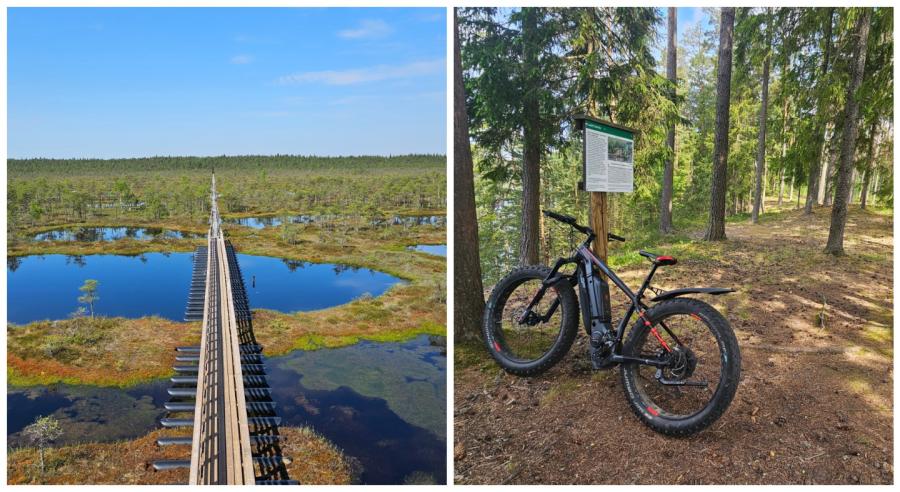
[607,232,626,242]
[542,209,577,225]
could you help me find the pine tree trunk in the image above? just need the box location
[860,119,877,209]
[816,124,832,204]
[752,10,772,224]
[826,8,871,254]
[520,7,541,265]
[847,167,857,204]
[452,9,485,343]
[805,7,834,214]
[704,7,735,241]
[659,7,677,234]
[872,171,880,201]
[824,152,834,206]
[777,167,785,205]
[860,167,872,209]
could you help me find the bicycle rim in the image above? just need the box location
[492,278,566,363]
[631,313,725,418]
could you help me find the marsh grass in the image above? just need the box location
[6,426,351,485]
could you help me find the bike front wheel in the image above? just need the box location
[482,265,579,376]
[620,298,741,436]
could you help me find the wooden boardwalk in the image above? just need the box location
[153,176,295,485]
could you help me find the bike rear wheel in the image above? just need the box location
[620,298,740,436]
[482,265,578,376]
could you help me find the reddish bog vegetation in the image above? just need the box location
[455,207,892,485]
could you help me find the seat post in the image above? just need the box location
[635,264,659,302]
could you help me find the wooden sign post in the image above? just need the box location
[574,115,637,264]
[590,191,610,263]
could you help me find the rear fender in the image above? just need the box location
[649,287,735,302]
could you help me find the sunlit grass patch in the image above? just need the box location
[860,323,893,357]
[540,379,579,407]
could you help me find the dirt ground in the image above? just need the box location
[454,206,893,485]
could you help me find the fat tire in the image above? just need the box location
[482,265,579,376]
[620,298,741,436]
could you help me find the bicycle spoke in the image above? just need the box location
[496,278,563,362]
[634,312,723,417]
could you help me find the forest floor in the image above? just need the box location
[454,205,893,485]
[7,426,354,485]
[7,215,446,386]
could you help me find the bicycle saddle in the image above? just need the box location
[639,250,677,266]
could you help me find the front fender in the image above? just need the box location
[649,287,735,302]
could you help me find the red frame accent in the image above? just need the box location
[647,406,659,416]
[650,327,672,352]
[493,341,501,352]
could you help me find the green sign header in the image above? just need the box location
[585,120,634,141]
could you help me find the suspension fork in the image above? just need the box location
[516,257,574,325]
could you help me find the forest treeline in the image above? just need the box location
[454,7,893,338]
[7,155,446,231]
[8,154,444,174]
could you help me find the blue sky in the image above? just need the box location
[8,8,446,158]
[676,7,708,43]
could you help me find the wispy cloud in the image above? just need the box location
[275,59,443,86]
[230,54,253,65]
[337,19,392,40]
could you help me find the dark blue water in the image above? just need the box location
[225,214,445,229]
[32,227,202,242]
[261,335,446,484]
[410,245,447,257]
[7,380,170,447]
[7,254,400,324]
[224,216,284,229]
[239,254,400,313]
[7,253,193,324]
[7,335,446,485]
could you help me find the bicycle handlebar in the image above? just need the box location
[542,209,577,225]
[543,209,627,243]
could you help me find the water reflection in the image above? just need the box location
[6,335,446,485]
[32,227,202,242]
[408,245,447,257]
[224,214,446,229]
[8,253,400,324]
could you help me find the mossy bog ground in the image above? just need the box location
[7,426,353,485]
[455,205,892,485]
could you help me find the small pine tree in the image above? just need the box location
[23,415,63,475]
[78,279,99,318]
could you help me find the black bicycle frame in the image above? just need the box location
[518,237,674,368]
